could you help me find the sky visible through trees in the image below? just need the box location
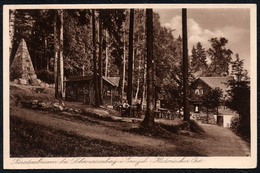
[155,8,250,75]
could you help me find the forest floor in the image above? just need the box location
[9,83,250,157]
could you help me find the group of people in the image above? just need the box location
[121,100,141,117]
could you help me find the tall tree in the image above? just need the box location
[135,57,141,102]
[230,54,249,81]
[227,54,250,134]
[98,13,103,105]
[122,24,126,100]
[182,8,190,122]
[58,9,64,98]
[54,10,59,99]
[131,9,146,107]
[105,31,108,77]
[53,9,64,99]
[63,9,92,77]
[207,37,233,76]
[99,9,126,101]
[127,9,134,106]
[92,9,100,107]
[191,42,207,75]
[141,9,154,127]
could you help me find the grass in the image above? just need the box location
[11,116,205,157]
[9,84,208,157]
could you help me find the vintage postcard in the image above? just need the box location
[3,4,257,169]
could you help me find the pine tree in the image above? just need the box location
[92,9,100,107]
[230,54,249,81]
[54,10,59,99]
[127,9,134,106]
[182,8,190,122]
[141,9,155,127]
[58,9,64,99]
[191,42,207,75]
[98,12,103,105]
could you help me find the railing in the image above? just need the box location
[114,103,178,120]
[114,104,142,118]
[154,108,175,120]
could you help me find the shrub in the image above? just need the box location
[230,116,250,142]
[230,117,240,133]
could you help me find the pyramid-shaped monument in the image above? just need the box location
[10,39,37,81]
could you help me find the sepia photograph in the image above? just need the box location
[3,4,257,169]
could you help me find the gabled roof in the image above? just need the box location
[198,76,233,91]
[103,76,120,87]
[64,75,120,88]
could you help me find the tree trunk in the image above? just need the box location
[105,31,108,77]
[135,58,141,102]
[141,56,146,109]
[54,11,59,99]
[132,49,135,72]
[59,10,64,99]
[45,36,49,72]
[141,10,147,109]
[182,8,190,121]
[127,9,134,106]
[207,103,209,124]
[154,87,158,110]
[122,24,126,101]
[98,14,103,105]
[141,9,155,128]
[92,10,100,107]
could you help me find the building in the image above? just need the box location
[64,75,120,106]
[190,76,233,103]
[64,76,94,104]
[190,76,236,127]
[102,76,120,106]
[191,76,233,96]
[215,108,238,128]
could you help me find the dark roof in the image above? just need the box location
[103,76,120,87]
[64,75,120,88]
[196,76,233,92]
[64,76,92,82]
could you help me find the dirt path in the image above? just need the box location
[196,123,250,156]
[11,107,175,150]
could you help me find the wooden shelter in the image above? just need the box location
[64,76,94,104]
[102,77,120,106]
[64,76,120,105]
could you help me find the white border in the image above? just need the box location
[3,4,257,169]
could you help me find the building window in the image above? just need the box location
[195,88,203,95]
